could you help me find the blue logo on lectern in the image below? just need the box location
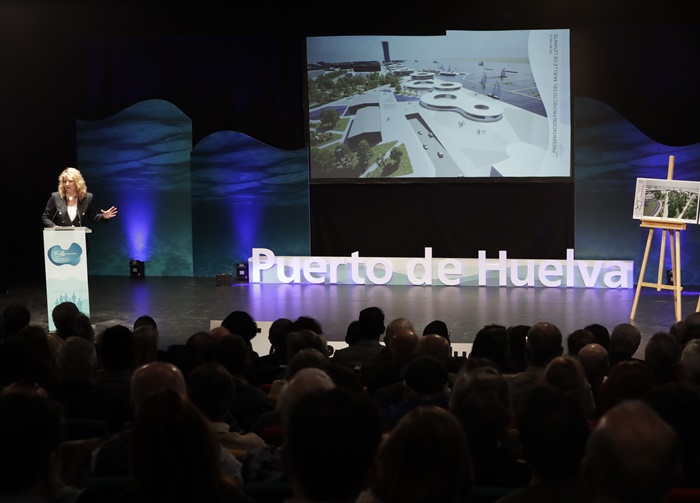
[48,243,83,266]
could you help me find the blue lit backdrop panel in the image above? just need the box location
[574,97,700,287]
[191,131,310,277]
[77,99,194,276]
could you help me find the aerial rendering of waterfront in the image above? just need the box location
[306,30,570,180]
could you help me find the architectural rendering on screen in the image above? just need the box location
[306,29,570,180]
[633,178,700,224]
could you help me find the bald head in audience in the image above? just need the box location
[583,400,681,503]
[384,318,415,346]
[276,367,335,428]
[418,333,452,370]
[130,361,187,415]
[387,327,419,364]
[578,343,609,378]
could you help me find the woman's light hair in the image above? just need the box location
[58,167,87,201]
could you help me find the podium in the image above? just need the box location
[43,227,92,332]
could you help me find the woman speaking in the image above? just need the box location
[42,167,118,228]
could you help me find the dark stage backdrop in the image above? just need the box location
[1,3,699,289]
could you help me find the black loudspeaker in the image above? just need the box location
[130,260,145,279]
[236,263,249,281]
[216,273,232,286]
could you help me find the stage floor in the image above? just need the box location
[3,276,699,358]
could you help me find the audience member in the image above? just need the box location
[417,332,458,382]
[285,328,329,363]
[132,324,159,368]
[505,324,530,374]
[242,367,336,485]
[266,347,331,399]
[498,385,592,503]
[52,301,81,341]
[17,324,61,391]
[0,389,80,503]
[256,317,294,384]
[364,327,418,397]
[164,343,205,378]
[344,319,361,346]
[469,323,509,372]
[132,315,157,332]
[584,323,610,352]
[643,382,700,488]
[543,356,597,420]
[382,355,450,430]
[678,338,700,400]
[358,317,414,390]
[582,400,681,503]
[422,319,450,340]
[211,333,274,433]
[357,405,474,503]
[684,312,700,344]
[332,306,385,370]
[644,331,681,385]
[567,328,595,357]
[282,387,382,503]
[94,324,135,415]
[597,360,657,416]
[2,302,31,337]
[608,323,643,366]
[117,388,248,503]
[0,335,33,388]
[93,361,244,487]
[73,313,95,342]
[186,362,265,452]
[449,365,532,489]
[50,335,128,433]
[507,321,563,416]
[221,310,260,383]
[577,343,609,418]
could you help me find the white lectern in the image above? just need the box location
[43,227,92,331]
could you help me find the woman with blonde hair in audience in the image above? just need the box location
[357,405,474,503]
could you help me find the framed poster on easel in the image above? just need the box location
[630,156,700,322]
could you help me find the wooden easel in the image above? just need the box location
[630,155,686,322]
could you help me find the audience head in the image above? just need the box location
[583,400,681,503]
[384,317,415,346]
[449,365,511,448]
[211,333,250,378]
[371,405,474,503]
[283,347,330,380]
[291,315,324,335]
[517,385,590,480]
[525,322,563,367]
[578,343,610,381]
[598,360,657,415]
[96,324,135,371]
[268,317,294,358]
[679,338,700,387]
[186,362,235,422]
[283,387,382,502]
[644,331,681,385]
[73,313,95,342]
[609,323,642,361]
[221,310,258,343]
[506,324,530,373]
[0,335,33,387]
[131,388,243,502]
[130,361,186,416]
[469,324,508,371]
[344,320,361,346]
[51,301,81,340]
[685,312,700,344]
[357,306,385,341]
[0,390,64,501]
[584,323,611,351]
[186,330,216,362]
[54,336,98,384]
[133,324,159,367]
[403,355,448,400]
[423,319,450,341]
[2,303,31,337]
[416,333,452,370]
[387,327,419,364]
[133,315,157,332]
[276,367,336,428]
[567,328,595,357]
[286,329,329,362]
